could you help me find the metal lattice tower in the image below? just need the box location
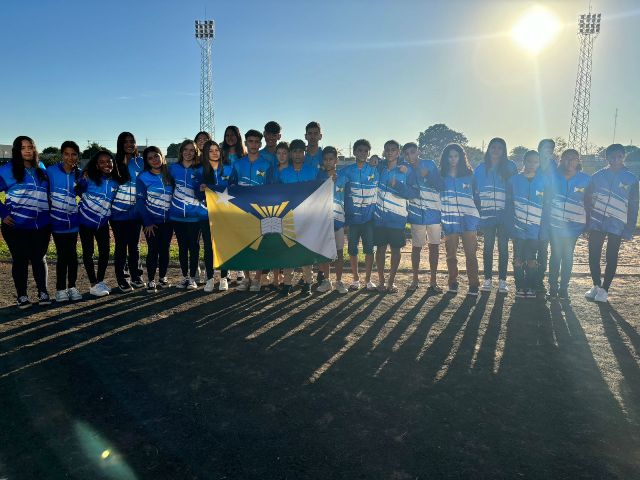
[195,20,215,138]
[568,11,601,154]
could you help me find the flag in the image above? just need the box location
[205,179,336,270]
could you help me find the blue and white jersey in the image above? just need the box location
[304,147,323,170]
[169,162,205,222]
[78,176,118,230]
[267,165,289,184]
[136,171,174,227]
[277,163,318,184]
[0,161,50,230]
[342,162,379,225]
[227,153,240,165]
[317,170,345,231]
[507,172,548,240]
[230,155,271,186]
[473,160,518,228]
[374,162,418,229]
[548,171,591,238]
[407,159,443,226]
[440,175,480,235]
[259,148,278,169]
[588,167,639,240]
[111,156,144,221]
[199,164,234,194]
[46,163,80,233]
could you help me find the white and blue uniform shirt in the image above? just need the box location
[374,162,419,229]
[342,162,379,225]
[78,176,118,230]
[135,171,174,227]
[588,167,639,240]
[304,147,323,170]
[548,171,591,238]
[199,164,234,193]
[111,156,144,222]
[407,159,443,226]
[169,163,205,222]
[506,172,549,240]
[259,148,278,169]
[230,155,272,186]
[46,163,80,233]
[473,160,518,228]
[0,161,50,230]
[277,163,318,184]
[441,175,480,235]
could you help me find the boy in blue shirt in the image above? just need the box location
[260,121,281,168]
[304,121,323,169]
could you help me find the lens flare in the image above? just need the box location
[511,5,563,54]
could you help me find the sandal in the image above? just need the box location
[407,282,419,292]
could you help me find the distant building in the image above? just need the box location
[0,145,11,160]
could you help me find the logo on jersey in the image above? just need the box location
[536,190,543,196]
[256,170,265,177]
[463,183,470,190]
[367,174,375,182]
[619,182,629,191]
[574,187,584,193]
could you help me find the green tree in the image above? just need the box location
[40,146,61,166]
[81,142,113,160]
[417,124,468,160]
[509,146,529,166]
[625,145,640,163]
[166,142,181,159]
[465,145,484,167]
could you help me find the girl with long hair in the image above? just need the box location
[221,125,247,165]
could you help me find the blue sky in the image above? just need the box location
[2,0,639,156]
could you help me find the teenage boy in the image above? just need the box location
[230,129,273,292]
[316,146,348,294]
[374,140,418,293]
[277,139,318,295]
[535,138,557,294]
[342,139,379,290]
[304,121,323,169]
[260,121,282,168]
[403,142,444,292]
[585,144,639,303]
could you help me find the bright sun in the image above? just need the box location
[511,5,562,54]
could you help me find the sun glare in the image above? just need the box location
[511,5,562,54]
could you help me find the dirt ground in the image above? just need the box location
[1,250,639,480]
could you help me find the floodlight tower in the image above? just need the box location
[568,11,601,154]
[195,20,215,138]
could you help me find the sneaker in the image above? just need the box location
[348,280,361,291]
[480,279,492,292]
[303,283,313,296]
[237,279,250,291]
[158,277,171,288]
[281,284,294,296]
[584,285,600,300]
[55,289,70,303]
[498,280,509,294]
[249,282,262,292]
[316,270,325,284]
[130,278,146,289]
[558,288,569,299]
[316,279,332,293]
[427,285,443,294]
[68,287,83,301]
[525,289,537,298]
[547,289,558,299]
[515,289,527,299]
[235,271,245,282]
[594,287,609,303]
[117,281,133,293]
[204,278,216,293]
[468,285,479,297]
[17,296,31,309]
[175,277,190,289]
[147,280,157,292]
[366,281,377,291]
[187,278,198,290]
[335,281,348,294]
[90,283,110,297]
[448,282,459,294]
[38,291,52,306]
[219,277,229,291]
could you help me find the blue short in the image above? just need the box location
[347,221,374,256]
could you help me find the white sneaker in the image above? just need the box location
[348,280,361,291]
[594,287,608,303]
[55,290,69,302]
[316,279,332,293]
[481,279,493,292]
[99,281,111,293]
[187,278,198,290]
[249,282,262,292]
[67,287,83,301]
[219,277,229,291]
[236,279,250,291]
[175,277,190,289]
[584,285,599,300]
[90,283,110,297]
[335,281,348,294]
[498,279,508,293]
[204,278,215,293]
[147,280,157,293]
[366,281,377,291]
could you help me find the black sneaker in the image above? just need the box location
[303,283,313,296]
[17,296,31,309]
[281,285,294,296]
[467,285,479,297]
[158,277,171,288]
[558,289,569,299]
[427,285,443,295]
[130,278,146,289]
[147,280,157,293]
[448,282,459,294]
[547,289,558,299]
[38,291,52,306]
[117,281,134,293]
[316,271,325,284]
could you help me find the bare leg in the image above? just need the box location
[428,243,439,286]
[411,246,421,283]
[376,246,386,286]
[388,247,401,288]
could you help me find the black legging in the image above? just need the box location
[199,219,228,280]
[52,231,78,290]
[588,230,622,291]
[173,221,201,278]
[144,223,173,281]
[110,219,143,284]
[80,224,110,285]
[1,224,50,297]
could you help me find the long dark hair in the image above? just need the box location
[113,131,137,184]
[201,140,226,185]
[86,150,116,186]
[559,149,582,174]
[221,125,247,161]
[60,140,82,194]
[11,135,46,183]
[440,143,473,178]
[142,146,174,187]
[484,137,511,181]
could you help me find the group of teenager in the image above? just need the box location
[0,120,638,310]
